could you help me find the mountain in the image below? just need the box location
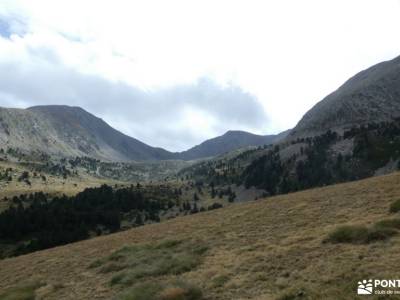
[178,129,289,160]
[182,55,400,197]
[0,105,174,161]
[290,55,400,138]
[0,105,283,161]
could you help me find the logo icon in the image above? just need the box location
[358,279,373,295]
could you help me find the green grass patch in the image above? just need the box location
[325,224,397,244]
[90,239,208,287]
[0,282,44,300]
[389,199,400,213]
[374,218,400,230]
[211,275,230,288]
[88,259,104,269]
[116,280,203,300]
[110,273,126,286]
[365,226,397,242]
[99,262,127,273]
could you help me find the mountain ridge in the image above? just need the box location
[178,129,289,160]
[27,105,174,161]
[289,54,400,139]
[0,105,283,161]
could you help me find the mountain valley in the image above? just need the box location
[0,54,400,299]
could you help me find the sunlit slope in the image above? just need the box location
[1,172,400,299]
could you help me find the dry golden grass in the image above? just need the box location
[2,172,400,299]
[0,160,122,212]
[159,287,186,299]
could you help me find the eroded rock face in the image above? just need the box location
[290,55,400,139]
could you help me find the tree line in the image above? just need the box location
[0,184,168,257]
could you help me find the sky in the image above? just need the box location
[0,1,399,151]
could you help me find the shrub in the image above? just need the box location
[88,259,103,269]
[366,226,397,242]
[0,282,43,300]
[110,273,126,286]
[207,203,223,210]
[389,199,400,213]
[18,171,29,182]
[325,225,369,244]
[325,225,397,244]
[211,275,229,288]
[374,218,400,230]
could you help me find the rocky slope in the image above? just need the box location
[0,105,174,161]
[0,105,282,161]
[290,55,400,138]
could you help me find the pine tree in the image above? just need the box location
[193,192,199,201]
[135,214,144,225]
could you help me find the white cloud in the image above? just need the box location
[0,38,267,150]
[0,0,399,150]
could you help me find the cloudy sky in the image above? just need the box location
[0,0,399,151]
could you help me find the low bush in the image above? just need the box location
[211,275,230,288]
[325,224,397,244]
[207,203,223,210]
[374,218,400,230]
[366,226,397,242]
[389,199,400,213]
[325,225,368,244]
[0,282,44,300]
[110,273,126,286]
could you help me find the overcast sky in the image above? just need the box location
[0,0,399,151]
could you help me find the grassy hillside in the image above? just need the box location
[0,160,121,212]
[1,172,400,299]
